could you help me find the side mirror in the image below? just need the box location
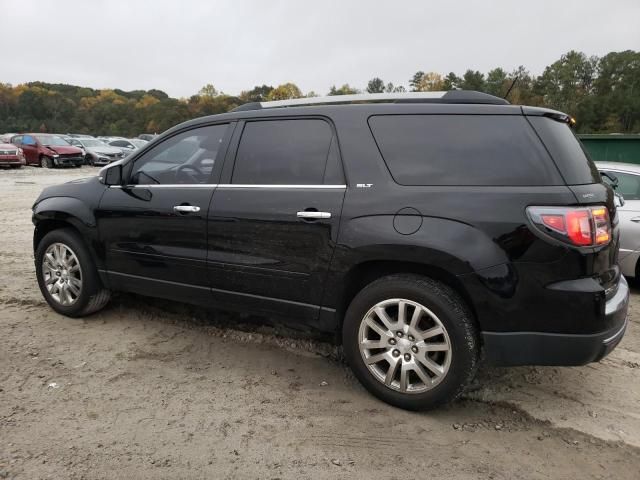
[614,193,625,208]
[101,163,123,185]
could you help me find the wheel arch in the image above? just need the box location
[32,197,106,278]
[333,259,479,339]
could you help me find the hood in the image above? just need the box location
[87,146,124,155]
[44,145,83,155]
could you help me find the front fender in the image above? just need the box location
[32,196,97,230]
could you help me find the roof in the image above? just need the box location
[232,90,509,112]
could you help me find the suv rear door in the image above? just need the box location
[207,117,346,322]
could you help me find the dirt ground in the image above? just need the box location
[1,166,639,480]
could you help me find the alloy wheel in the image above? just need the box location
[358,298,452,394]
[42,243,83,306]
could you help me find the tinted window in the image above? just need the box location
[528,116,600,185]
[232,119,333,185]
[369,115,561,186]
[603,171,640,200]
[130,124,228,185]
[110,140,128,147]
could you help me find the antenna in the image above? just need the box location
[503,76,519,100]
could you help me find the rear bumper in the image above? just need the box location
[482,275,629,366]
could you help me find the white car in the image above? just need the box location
[597,161,640,278]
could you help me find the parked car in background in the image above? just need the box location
[597,161,640,278]
[0,142,26,168]
[68,138,127,166]
[0,133,17,143]
[130,138,149,149]
[108,138,139,154]
[67,133,95,139]
[137,134,157,142]
[11,134,84,168]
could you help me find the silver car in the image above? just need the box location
[67,138,126,166]
[597,161,640,278]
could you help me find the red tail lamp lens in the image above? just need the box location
[566,210,592,246]
[530,206,611,247]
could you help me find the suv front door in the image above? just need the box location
[207,118,346,323]
[97,123,234,304]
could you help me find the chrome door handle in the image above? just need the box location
[297,211,331,219]
[173,205,201,213]
[631,216,640,223]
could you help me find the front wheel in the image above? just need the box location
[40,156,53,168]
[35,228,111,317]
[342,274,479,410]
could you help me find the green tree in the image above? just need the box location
[367,77,385,93]
[328,84,359,95]
[409,71,425,91]
[460,70,486,91]
[198,84,219,97]
[267,83,302,101]
[441,72,461,91]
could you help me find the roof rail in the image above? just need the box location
[231,90,509,112]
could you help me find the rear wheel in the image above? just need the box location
[35,229,111,317]
[40,156,53,168]
[342,274,479,410]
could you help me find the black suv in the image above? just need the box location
[32,91,629,410]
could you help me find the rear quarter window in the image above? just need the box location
[527,116,601,185]
[368,115,562,186]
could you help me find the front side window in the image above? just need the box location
[232,119,334,185]
[129,124,228,185]
[22,135,36,146]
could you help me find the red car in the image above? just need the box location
[0,142,26,168]
[11,134,84,168]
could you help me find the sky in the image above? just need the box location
[2,0,639,98]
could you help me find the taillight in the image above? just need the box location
[527,206,611,247]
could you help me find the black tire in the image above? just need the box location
[40,155,53,168]
[342,274,479,411]
[85,154,94,166]
[35,228,111,317]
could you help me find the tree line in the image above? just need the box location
[0,50,637,136]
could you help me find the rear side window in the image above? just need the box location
[528,116,600,185]
[232,119,333,185]
[369,115,562,186]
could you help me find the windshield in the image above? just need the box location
[35,135,70,146]
[81,139,108,147]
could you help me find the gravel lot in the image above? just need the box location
[1,166,639,479]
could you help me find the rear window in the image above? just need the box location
[368,115,562,186]
[527,116,600,185]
